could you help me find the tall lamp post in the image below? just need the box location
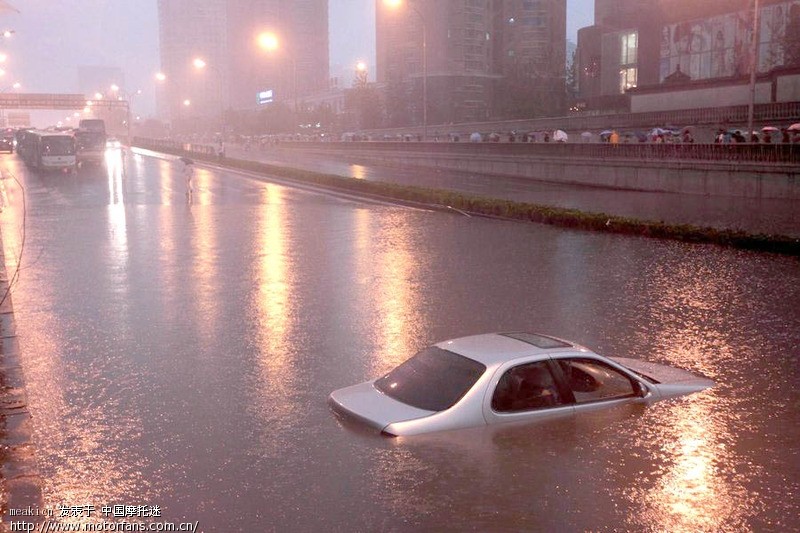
[384,0,427,140]
[192,57,225,133]
[257,31,298,115]
[747,0,760,141]
[111,84,142,144]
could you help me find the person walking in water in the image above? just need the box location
[183,159,194,202]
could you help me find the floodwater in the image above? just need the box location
[0,149,798,531]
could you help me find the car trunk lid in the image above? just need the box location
[329,381,435,432]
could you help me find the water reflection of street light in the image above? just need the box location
[257,31,297,114]
[383,0,427,140]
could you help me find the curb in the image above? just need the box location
[0,178,43,528]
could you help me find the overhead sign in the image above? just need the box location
[0,93,129,110]
[257,89,274,105]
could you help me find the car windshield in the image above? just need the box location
[374,346,486,412]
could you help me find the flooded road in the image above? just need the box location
[0,149,798,531]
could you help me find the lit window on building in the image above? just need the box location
[619,31,638,92]
[620,67,638,92]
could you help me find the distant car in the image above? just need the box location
[329,333,714,437]
[0,135,13,153]
[106,137,121,149]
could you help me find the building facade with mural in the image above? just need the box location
[576,0,800,112]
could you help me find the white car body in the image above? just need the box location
[329,333,714,437]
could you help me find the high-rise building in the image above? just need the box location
[376,0,567,126]
[158,0,329,125]
[226,0,329,111]
[158,0,228,125]
[493,0,567,118]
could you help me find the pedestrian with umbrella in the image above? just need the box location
[179,157,195,201]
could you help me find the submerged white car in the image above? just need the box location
[329,333,714,437]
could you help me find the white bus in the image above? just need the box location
[20,130,77,171]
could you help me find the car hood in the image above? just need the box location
[611,357,714,398]
[329,381,435,432]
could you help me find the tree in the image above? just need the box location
[385,79,412,128]
[345,85,384,131]
[566,49,579,100]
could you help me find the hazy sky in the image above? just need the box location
[3,0,593,122]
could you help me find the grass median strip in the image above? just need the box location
[137,143,800,256]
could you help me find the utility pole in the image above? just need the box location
[747,0,760,140]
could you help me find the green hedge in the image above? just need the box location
[137,142,800,256]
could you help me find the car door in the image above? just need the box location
[483,360,575,425]
[549,356,642,413]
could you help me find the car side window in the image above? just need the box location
[491,362,564,412]
[556,358,635,403]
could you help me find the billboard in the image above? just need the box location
[257,89,274,105]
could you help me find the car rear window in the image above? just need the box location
[374,346,486,412]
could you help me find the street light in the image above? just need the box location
[355,61,368,88]
[383,0,428,140]
[257,31,297,114]
[192,56,224,132]
[155,72,167,82]
[747,0,760,142]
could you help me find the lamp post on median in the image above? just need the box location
[257,31,298,117]
[111,84,142,144]
[192,57,225,133]
[746,0,760,142]
[384,0,428,141]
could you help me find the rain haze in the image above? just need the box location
[0,0,798,531]
[3,0,593,125]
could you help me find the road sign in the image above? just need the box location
[0,93,129,110]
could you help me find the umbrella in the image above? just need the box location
[649,128,666,136]
[761,126,779,132]
[553,129,568,142]
[179,157,194,165]
[786,123,800,131]
[581,131,593,138]
[600,130,613,136]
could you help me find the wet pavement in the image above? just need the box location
[225,144,800,238]
[0,149,798,531]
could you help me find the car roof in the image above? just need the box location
[435,332,580,367]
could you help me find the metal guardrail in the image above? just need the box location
[135,136,800,166]
[279,140,800,166]
[360,101,800,138]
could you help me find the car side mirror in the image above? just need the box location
[634,381,649,398]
